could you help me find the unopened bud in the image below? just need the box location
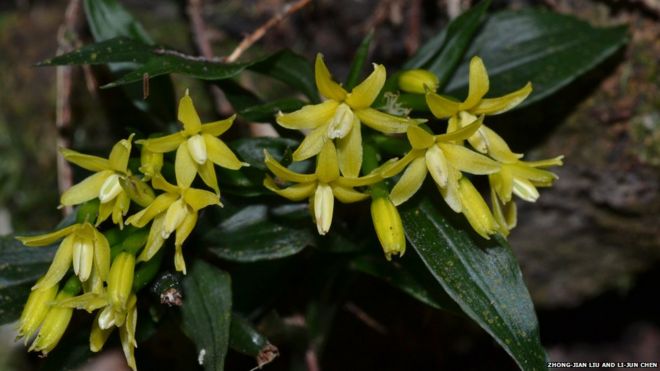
[370,197,406,260]
[108,253,136,313]
[119,176,156,208]
[17,284,58,343]
[398,69,439,94]
[458,178,498,239]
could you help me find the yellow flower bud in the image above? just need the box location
[458,178,498,239]
[398,69,439,94]
[107,253,135,317]
[119,175,156,208]
[17,284,58,343]
[370,197,406,260]
[28,278,80,355]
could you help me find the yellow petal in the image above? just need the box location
[457,177,497,239]
[175,142,197,188]
[187,135,208,165]
[126,193,178,227]
[460,56,490,110]
[17,224,78,246]
[439,143,500,175]
[313,183,334,235]
[151,174,180,194]
[276,101,339,130]
[198,160,220,194]
[138,215,166,262]
[178,94,202,135]
[140,132,186,153]
[264,151,316,183]
[163,199,189,239]
[407,125,435,150]
[93,229,110,281]
[378,150,421,178]
[97,200,113,226]
[200,114,236,136]
[489,168,514,203]
[33,236,74,290]
[436,115,484,143]
[29,290,74,355]
[425,145,449,188]
[390,157,428,206]
[18,285,58,341]
[326,103,355,139]
[264,176,316,201]
[316,140,340,183]
[510,163,558,184]
[512,177,540,202]
[183,188,221,211]
[332,185,369,203]
[479,126,523,163]
[56,292,108,312]
[112,190,129,230]
[60,170,113,206]
[473,82,532,115]
[204,134,244,170]
[60,148,110,172]
[90,312,113,352]
[526,155,564,168]
[174,244,187,275]
[292,124,328,162]
[315,54,347,101]
[98,174,122,203]
[345,63,386,109]
[333,171,381,187]
[439,167,462,213]
[425,92,460,119]
[108,135,133,172]
[337,118,362,177]
[355,108,415,134]
[175,211,198,248]
[119,297,138,370]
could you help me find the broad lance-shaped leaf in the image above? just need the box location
[0,236,56,324]
[39,37,261,88]
[400,195,547,371]
[249,49,320,102]
[444,9,628,107]
[203,204,314,262]
[181,262,232,371]
[344,30,374,91]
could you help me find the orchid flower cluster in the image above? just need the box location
[15,92,242,369]
[267,54,563,258]
[15,53,562,370]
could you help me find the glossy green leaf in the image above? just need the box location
[230,314,279,367]
[425,0,490,89]
[84,0,176,125]
[345,30,374,90]
[203,204,314,262]
[400,196,546,371]
[444,9,628,107]
[351,253,457,311]
[39,37,258,88]
[0,236,56,324]
[181,262,232,371]
[239,98,306,122]
[249,50,319,102]
[230,137,299,171]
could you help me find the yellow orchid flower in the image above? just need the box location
[138,91,246,194]
[425,56,533,162]
[125,174,221,274]
[381,117,499,212]
[276,54,420,177]
[263,140,380,235]
[57,253,138,370]
[60,135,135,227]
[489,156,563,235]
[17,222,110,288]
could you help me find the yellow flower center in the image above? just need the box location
[162,199,190,239]
[99,174,122,203]
[186,134,207,165]
[313,183,334,235]
[327,103,354,139]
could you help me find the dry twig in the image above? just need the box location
[225,0,312,63]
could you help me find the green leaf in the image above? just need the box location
[400,196,547,371]
[230,314,279,367]
[203,204,314,262]
[0,236,55,325]
[84,0,152,43]
[181,261,232,371]
[344,30,374,91]
[249,50,320,102]
[230,137,300,171]
[238,98,306,122]
[39,37,258,88]
[425,0,490,89]
[351,253,458,311]
[444,9,628,107]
